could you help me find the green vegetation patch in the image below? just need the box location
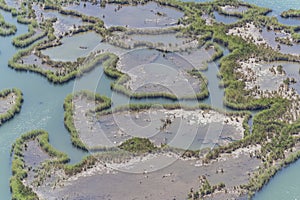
[281,9,300,18]
[0,13,17,36]
[0,88,23,126]
[12,23,47,48]
[119,137,157,153]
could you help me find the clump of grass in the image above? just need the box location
[119,137,157,153]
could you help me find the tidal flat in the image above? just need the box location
[64,1,184,28]
[14,130,260,200]
[33,3,88,37]
[71,92,246,150]
[115,48,208,99]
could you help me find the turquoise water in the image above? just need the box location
[253,160,300,200]
[0,10,88,199]
[242,0,300,15]
[183,0,300,13]
[242,0,300,26]
[184,0,300,25]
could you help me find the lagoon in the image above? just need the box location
[42,31,102,61]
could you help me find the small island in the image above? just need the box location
[0,88,23,126]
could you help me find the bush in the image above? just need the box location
[119,137,157,153]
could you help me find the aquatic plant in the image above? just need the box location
[12,23,47,47]
[281,9,300,18]
[0,13,17,36]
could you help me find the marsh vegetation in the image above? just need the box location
[6,0,300,199]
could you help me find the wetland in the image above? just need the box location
[2,0,300,200]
